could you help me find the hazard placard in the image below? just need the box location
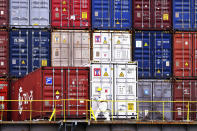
[82,12,87,19]
[117,40,120,44]
[163,14,169,21]
[128,103,134,111]
[42,60,47,66]
[56,90,60,95]
[144,42,148,46]
[104,72,108,76]
[185,62,188,66]
[157,69,161,73]
[21,60,25,64]
[119,72,124,77]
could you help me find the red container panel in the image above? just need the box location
[11,67,89,121]
[173,80,197,120]
[133,0,171,30]
[0,30,8,77]
[0,80,8,121]
[173,32,197,78]
[51,0,91,29]
[0,0,8,27]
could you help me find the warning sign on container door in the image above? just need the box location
[94,68,101,76]
[46,77,52,85]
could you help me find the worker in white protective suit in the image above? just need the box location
[94,87,110,121]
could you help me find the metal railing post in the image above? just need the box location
[30,100,32,121]
[137,101,139,121]
[163,102,164,121]
[64,99,65,122]
[187,101,190,121]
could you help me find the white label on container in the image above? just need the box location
[1,11,4,15]
[136,41,142,47]
[185,41,188,45]
[12,59,16,64]
[166,61,169,66]
[137,12,141,18]
[176,12,179,18]
[70,15,75,20]
[80,101,84,103]
[95,11,98,16]
[1,62,4,66]
[145,110,149,116]
[178,108,182,116]
[0,96,4,100]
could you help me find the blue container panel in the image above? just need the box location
[193,0,197,28]
[10,29,29,77]
[92,0,111,29]
[173,0,192,30]
[31,30,50,72]
[134,32,153,78]
[112,0,131,29]
[153,32,172,78]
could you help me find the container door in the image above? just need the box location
[133,0,151,29]
[0,80,8,120]
[66,68,89,118]
[92,0,111,29]
[112,0,131,29]
[93,32,111,62]
[91,63,113,119]
[30,30,50,72]
[114,64,137,119]
[173,80,192,120]
[134,32,152,78]
[52,31,70,66]
[154,0,171,29]
[73,31,90,66]
[112,32,131,62]
[138,81,152,120]
[153,81,172,120]
[42,68,65,118]
[193,33,197,77]
[10,29,29,77]
[70,0,90,28]
[10,0,29,27]
[192,80,197,120]
[173,0,192,30]
[173,33,193,78]
[0,31,8,77]
[0,0,8,26]
[153,32,172,78]
[30,0,49,27]
[51,0,70,28]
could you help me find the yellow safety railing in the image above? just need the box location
[0,99,196,122]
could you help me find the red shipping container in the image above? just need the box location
[173,32,197,78]
[0,80,8,121]
[0,30,8,77]
[173,80,197,121]
[0,0,8,27]
[11,67,89,121]
[133,0,172,30]
[51,0,91,29]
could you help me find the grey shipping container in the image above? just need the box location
[138,80,172,120]
[10,0,50,28]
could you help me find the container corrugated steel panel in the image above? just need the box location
[0,0,9,27]
[134,31,172,79]
[51,30,90,67]
[91,62,137,119]
[93,31,131,62]
[10,0,50,28]
[133,0,172,30]
[0,80,8,120]
[92,0,132,30]
[173,0,195,30]
[173,80,197,120]
[138,80,172,120]
[51,0,91,29]
[9,29,50,77]
[173,32,197,78]
[0,30,8,77]
[11,67,89,121]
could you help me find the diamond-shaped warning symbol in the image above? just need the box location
[56,90,60,95]
[137,5,140,8]
[63,8,66,11]
[185,62,188,66]
[116,21,120,24]
[63,39,66,43]
[117,40,120,44]
[22,60,25,64]
[63,1,66,4]
[144,42,148,46]
[119,72,124,77]
[104,40,107,44]
[157,70,161,73]
[104,72,108,76]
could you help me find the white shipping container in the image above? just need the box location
[93,31,131,62]
[90,62,137,119]
[51,30,90,67]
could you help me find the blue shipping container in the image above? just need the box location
[173,0,197,30]
[10,29,51,77]
[134,31,172,79]
[92,0,132,30]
